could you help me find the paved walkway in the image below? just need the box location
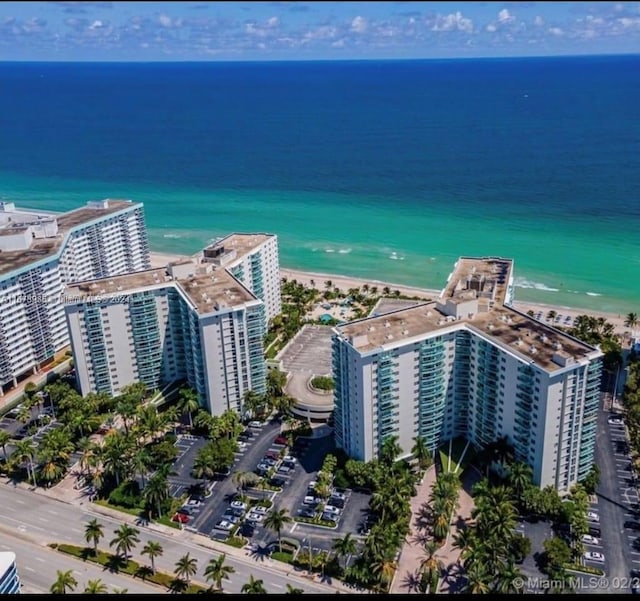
[390,465,479,594]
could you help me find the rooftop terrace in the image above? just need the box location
[337,257,597,372]
[200,233,273,266]
[0,199,137,277]
[65,257,256,315]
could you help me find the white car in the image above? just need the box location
[230,500,247,511]
[330,491,346,501]
[248,421,263,428]
[324,505,341,516]
[247,512,265,523]
[252,505,269,515]
[582,534,599,545]
[303,495,320,505]
[584,551,605,563]
[587,511,600,523]
[283,456,297,464]
[214,520,234,531]
[608,417,624,426]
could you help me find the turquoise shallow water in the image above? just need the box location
[1,172,638,315]
[0,57,638,315]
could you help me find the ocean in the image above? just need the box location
[0,55,638,314]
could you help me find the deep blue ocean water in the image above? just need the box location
[0,55,638,313]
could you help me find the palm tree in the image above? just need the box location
[204,553,235,592]
[174,552,198,586]
[411,436,431,470]
[285,584,304,594]
[332,532,357,571]
[11,438,37,486]
[379,435,403,467]
[241,574,267,594]
[143,472,170,519]
[625,312,638,331]
[263,507,292,553]
[0,430,11,459]
[111,587,128,594]
[141,540,164,574]
[419,540,443,583]
[84,518,104,555]
[178,387,200,428]
[109,524,140,559]
[507,462,533,498]
[84,579,108,594]
[50,570,78,594]
[464,562,491,594]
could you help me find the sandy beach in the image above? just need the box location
[150,252,632,338]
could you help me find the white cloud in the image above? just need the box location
[350,16,368,33]
[303,25,337,40]
[486,24,497,32]
[498,9,515,24]
[431,11,473,33]
[618,16,640,28]
[267,16,279,28]
[534,15,544,27]
[158,14,172,28]
[548,27,564,36]
[88,19,104,30]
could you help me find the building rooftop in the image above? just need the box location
[199,233,273,267]
[65,257,257,315]
[336,257,598,372]
[0,199,138,277]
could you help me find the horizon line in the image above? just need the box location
[1,51,639,65]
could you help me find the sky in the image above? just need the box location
[0,1,638,61]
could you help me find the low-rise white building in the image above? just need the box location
[332,257,602,491]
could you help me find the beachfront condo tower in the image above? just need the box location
[0,199,150,395]
[64,255,267,416]
[332,257,603,492]
[199,233,282,325]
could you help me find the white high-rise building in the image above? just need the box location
[332,257,603,492]
[0,199,150,394]
[198,234,281,324]
[0,551,21,594]
[64,255,267,416]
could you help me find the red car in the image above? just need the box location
[274,436,288,446]
[172,512,189,524]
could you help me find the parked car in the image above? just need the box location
[626,521,640,531]
[283,455,296,464]
[269,476,287,488]
[248,421,263,428]
[214,519,234,531]
[277,465,291,475]
[324,505,341,516]
[247,512,265,523]
[186,497,202,507]
[299,507,317,518]
[321,513,337,524]
[222,513,241,525]
[588,526,602,537]
[303,495,320,505]
[264,450,280,460]
[172,513,189,524]
[239,522,255,537]
[584,551,605,563]
[330,491,346,501]
[609,417,624,425]
[274,435,288,446]
[581,534,599,545]
[231,500,248,511]
[586,511,600,523]
[252,505,269,515]
[329,497,345,509]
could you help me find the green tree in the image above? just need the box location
[178,387,200,428]
[0,430,11,459]
[332,532,357,571]
[174,552,198,586]
[141,540,164,574]
[241,575,267,594]
[84,519,104,555]
[411,436,432,470]
[263,507,292,553]
[109,524,140,559]
[204,553,235,592]
[83,579,108,594]
[542,536,572,580]
[50,570,78,594]
[11,438,37,487]
[379,435,403,467]
[285,584,304,594]
[143,472,170,519]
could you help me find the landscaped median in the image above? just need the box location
[49,543,210,593]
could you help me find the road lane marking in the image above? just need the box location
[48,510,58,516]
[35,557,45,562]
[24,566,35,572]
[14,499,25,505]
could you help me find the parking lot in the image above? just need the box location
[166,417,371,557]
[279,325,333,375]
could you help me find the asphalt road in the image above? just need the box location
[0,482,353,594]
[0,526,164,594]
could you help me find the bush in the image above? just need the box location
[271,551,294,564]
[108,480,143,509]
[310,376,334,391]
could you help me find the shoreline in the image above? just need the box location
[149,252,633,337]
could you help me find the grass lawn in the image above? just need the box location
[438,437,476,476]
